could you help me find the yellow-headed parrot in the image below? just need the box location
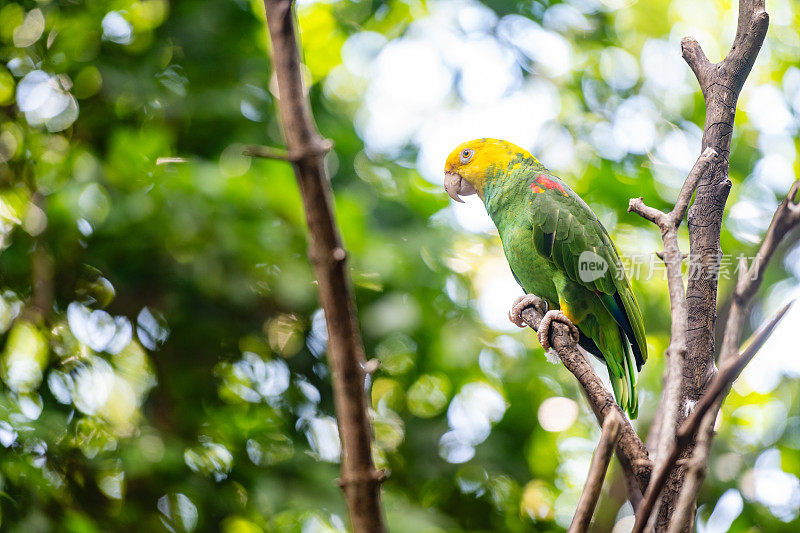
[444,138,647,418]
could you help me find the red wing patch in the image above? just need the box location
[534,174,567,196]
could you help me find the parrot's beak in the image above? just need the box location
[444,172,477,203]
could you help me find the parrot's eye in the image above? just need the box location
[460,148,474,164]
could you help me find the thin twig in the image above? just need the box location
[261,1,386,531]
[624,466,644,513]
[670,149,718,226]
[569,412,623,533]
[243,139,333,162]
[242,144,295,161]
[688,301,793,433]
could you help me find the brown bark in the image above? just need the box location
[661,0,769,528]
[631,300,792,533]
[628,149,716,528]
[667,181,800,530]
[261,1,387,531]
[629,148,716,469]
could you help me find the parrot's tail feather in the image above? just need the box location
[621,354,634,418]
[620,328,639,419]
[624,340,639,419]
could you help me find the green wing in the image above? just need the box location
[528,172,647,418]
[529,173,647,369]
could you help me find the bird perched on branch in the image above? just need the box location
[444,138,647,418]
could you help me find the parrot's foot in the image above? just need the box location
[537,310,580,352]
[508,294,547,328]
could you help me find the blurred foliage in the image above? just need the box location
[0,0,799,531]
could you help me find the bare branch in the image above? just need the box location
[243,139,333,162]
[655,0,770,526]
[680,38,712,95]
[692,301,792,429]
[730,180,800,311]
[520,303,652,492]
[262,1,386,531]
[243,144,295,161]
[671,148,718,225]
[569,412,623,533]
[667,420,711,533]
[664,181,800,523]
[627,198,665,226]
[721,183,800,341]
[728,0,770,93]
[624,466,644,513]
[665,298,791,532]
[627,147,715,526]
[632,301,793,533]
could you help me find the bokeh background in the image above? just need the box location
[0,0,799,531]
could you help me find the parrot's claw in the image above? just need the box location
[509,294,547,328]
[537,310,580,352]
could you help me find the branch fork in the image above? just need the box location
[632,300,792,533]
[627,139,798,533]
[627,1,773,529]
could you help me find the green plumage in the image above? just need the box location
[483,158,648,418]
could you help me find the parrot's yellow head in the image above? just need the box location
[443,138,536,202]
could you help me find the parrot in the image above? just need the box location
[443,138,647,418]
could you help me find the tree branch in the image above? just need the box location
[243,140,333,162]
[665,179,800,526]
[261,1,386,531]
[568,411,623,533]
[243,144,295,161]
[666,418,710,533]
[628,147,716,527]
[680,38,712,98]
[624,465,645,513]
[658,0,770,527]
[520,303,652,492]
[631,300,793,533]
[728,0,770,93]
[724,180,800,334]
